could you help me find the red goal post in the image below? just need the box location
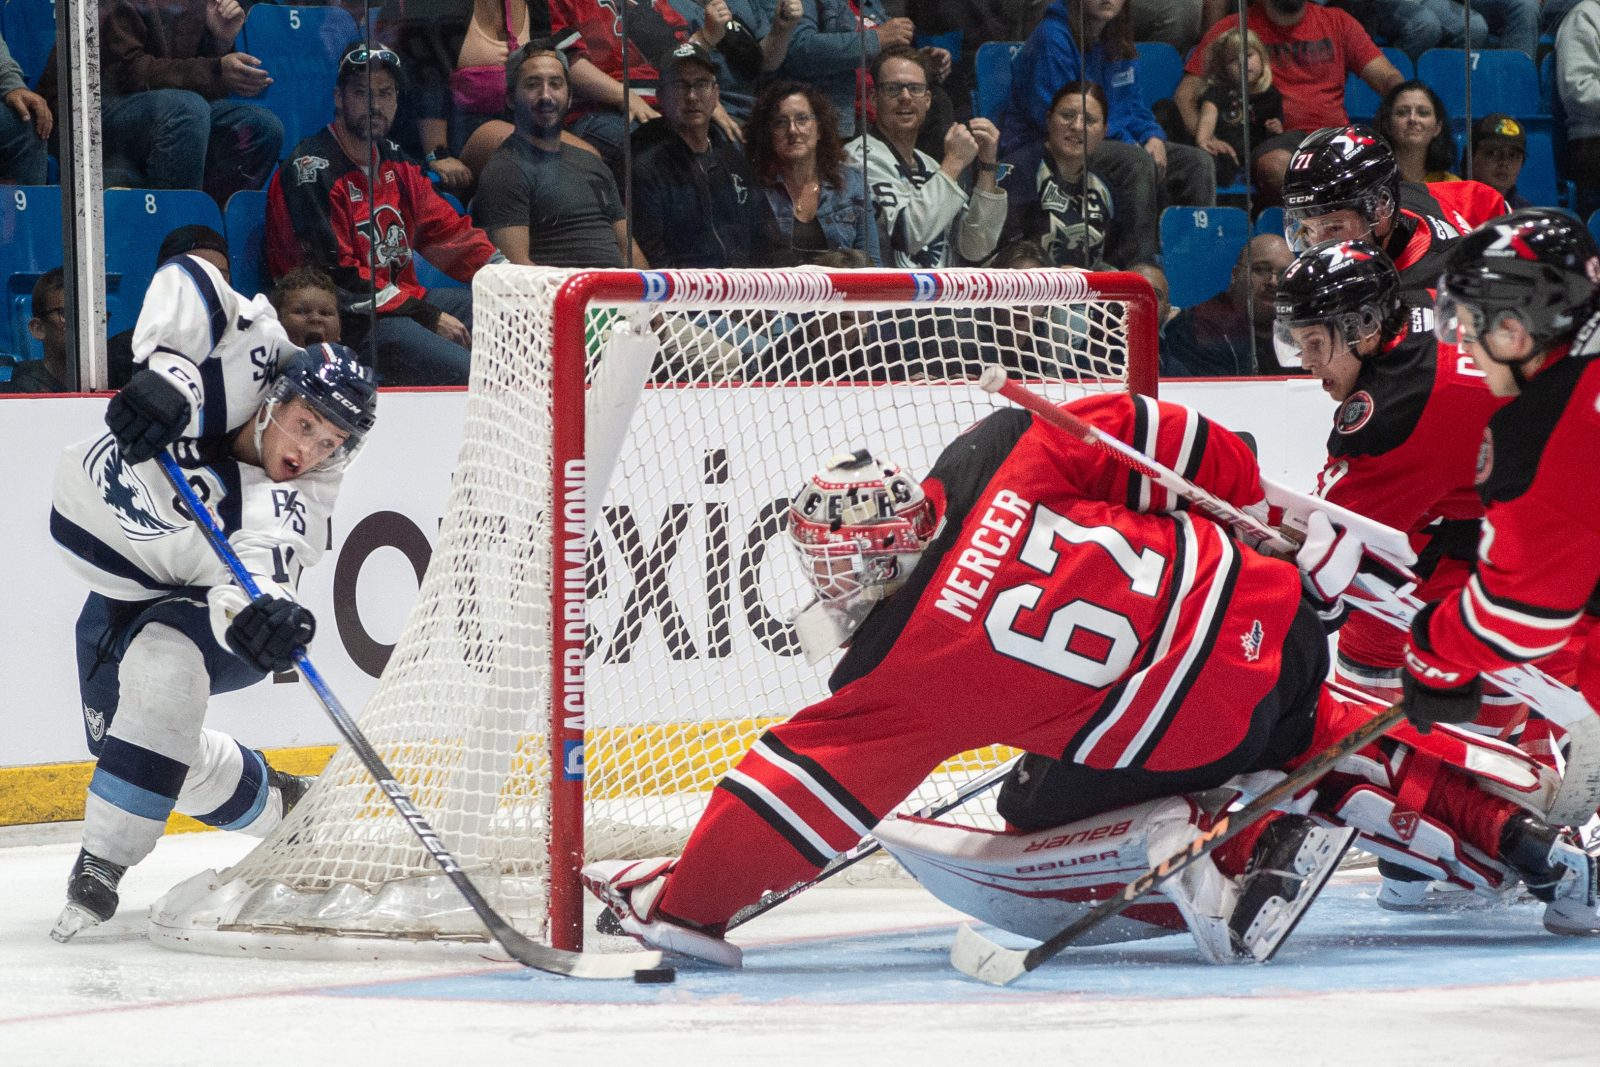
[148,267,1158,959]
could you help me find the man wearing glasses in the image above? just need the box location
[629,43,783,269]
[846,46,1005,269]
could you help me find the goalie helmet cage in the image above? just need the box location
[147,266,1158,958]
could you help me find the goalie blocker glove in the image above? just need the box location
[105,368,191,465]
[226,595,316,673]
[1401,601,1483,733]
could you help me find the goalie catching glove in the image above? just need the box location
[211,586,317,673]
[105,368,192,464]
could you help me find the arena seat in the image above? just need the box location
[1160,205,1249,308]
[224,190,270,299]
[1418,48,1541,120]
[1135,41,1182,111]
[973,41,1022,122]
[0,184,61,359]
[0,0,56,87]
[103,189,225,338]
[1346,48,1414,121]
[236,4,359,151]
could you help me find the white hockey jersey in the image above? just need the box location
[50,255,338,604]
[846,133,1007,268]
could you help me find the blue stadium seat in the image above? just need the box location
[103,189,225,338]
[1588,209,1600,249]
[973,40,1022,122]
[0,0,57,88]
[1135,41,1183,111]
[1541,51,1557,116]
[1346,47,1414,121]
[1517,130,1568,208]
[237,4,360,151]
[0,184,61,358]
[1160,205,1249,308]
[224,190,269,299]
[1417,48,1540,120]
[1255,206,1285,238]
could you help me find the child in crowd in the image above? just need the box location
[1195,28,1283,187]
[270,269,342,348]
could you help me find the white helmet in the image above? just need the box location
[787,450,938,661]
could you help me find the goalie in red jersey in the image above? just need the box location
[1281,124,1509,296]
[584,390,1600,969]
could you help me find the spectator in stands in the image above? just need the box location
[474,43,644,267]
[1131,0,1206,53]
[2,268,69,393]
[1177,0,1403,205]
[550,0,752,178]
[997,82,1122,269]
[1132,261,1175,324]
[1547,0,1585,35]
[107,225,234,388]
[1323,0,1469,58]
[1001,0,1215,269]
[631,43,784,267]
[1193,27,1283,188]
[1465,113,1531,210]
[747,80,883,265]
[270,268,342,347]
[78,0,284,204]
[0,31,49,186]
[781,0,952,139]
[850,46,1006,268]
[667,0,804,123]
[1448,0,1540,59]
[266,44,504,386]
[1161,232,1294,377]
[895,0,1047,124]
[1376,81,1459,184]
[1558,0,1600,217]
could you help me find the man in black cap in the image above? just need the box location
[628,42,783,269]
[1466,113,1531,210]
[266,43,504,386]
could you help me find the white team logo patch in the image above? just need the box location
[85,437,184,541]
[1241,619,1264,663]
[84,705,106,743]
[293,154,329,185]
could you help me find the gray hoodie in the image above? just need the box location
[1557,0,1600,139]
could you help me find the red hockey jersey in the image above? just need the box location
[1422,344,1600,702]
[1387,180,1508,295]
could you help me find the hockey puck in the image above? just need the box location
[633,966,677,984]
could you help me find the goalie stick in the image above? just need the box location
[949,702,1408,985]
[156,451,661,981]
[980,367,1600,824]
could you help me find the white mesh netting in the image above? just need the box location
[148,267,1154,957]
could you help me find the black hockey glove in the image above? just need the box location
[226,596,316,674]
[105,368,191,464]
[1400,601,1481,734]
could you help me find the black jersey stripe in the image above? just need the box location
[716,776,832,868]
[757,732,878,832]
[172,256,229,438]
[49,510,174,592]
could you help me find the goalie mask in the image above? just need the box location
[253,342,379,473]
[787,450,939,663]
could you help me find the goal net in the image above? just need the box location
[149,266,1157,957]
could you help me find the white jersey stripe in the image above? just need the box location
[722,766,837,859]
[1461,584,1569,660]
[1116,516,1234,768]
[1467,574,1583,631]
[751,738,875,838]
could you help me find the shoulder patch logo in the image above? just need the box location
[83,705,106,743]
[85,436,184,542]
[1335,390,1374,434]
[1241,619,1264,663]
[293,154,329,185]
[1475,427,1494,485]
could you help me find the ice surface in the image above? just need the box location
[5,825,1600,1066]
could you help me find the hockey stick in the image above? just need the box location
[950,702,1407,985]
[724,755,1020,931]
[155,451,662,981]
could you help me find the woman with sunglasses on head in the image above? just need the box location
[746,81,882,265]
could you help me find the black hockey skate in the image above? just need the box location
[261,753,315,817]
[1499,814,1600,935]
[1228,815,1355,962]
[50,848,128,943]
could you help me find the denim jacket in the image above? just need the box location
[763,166,885,265]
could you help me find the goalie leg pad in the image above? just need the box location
[874,797,1245,963]
[580,858,743,968]
[1328,783,1511,895]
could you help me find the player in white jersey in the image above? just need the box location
[47,253,378,941]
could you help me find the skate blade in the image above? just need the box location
[50,902,103,943]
